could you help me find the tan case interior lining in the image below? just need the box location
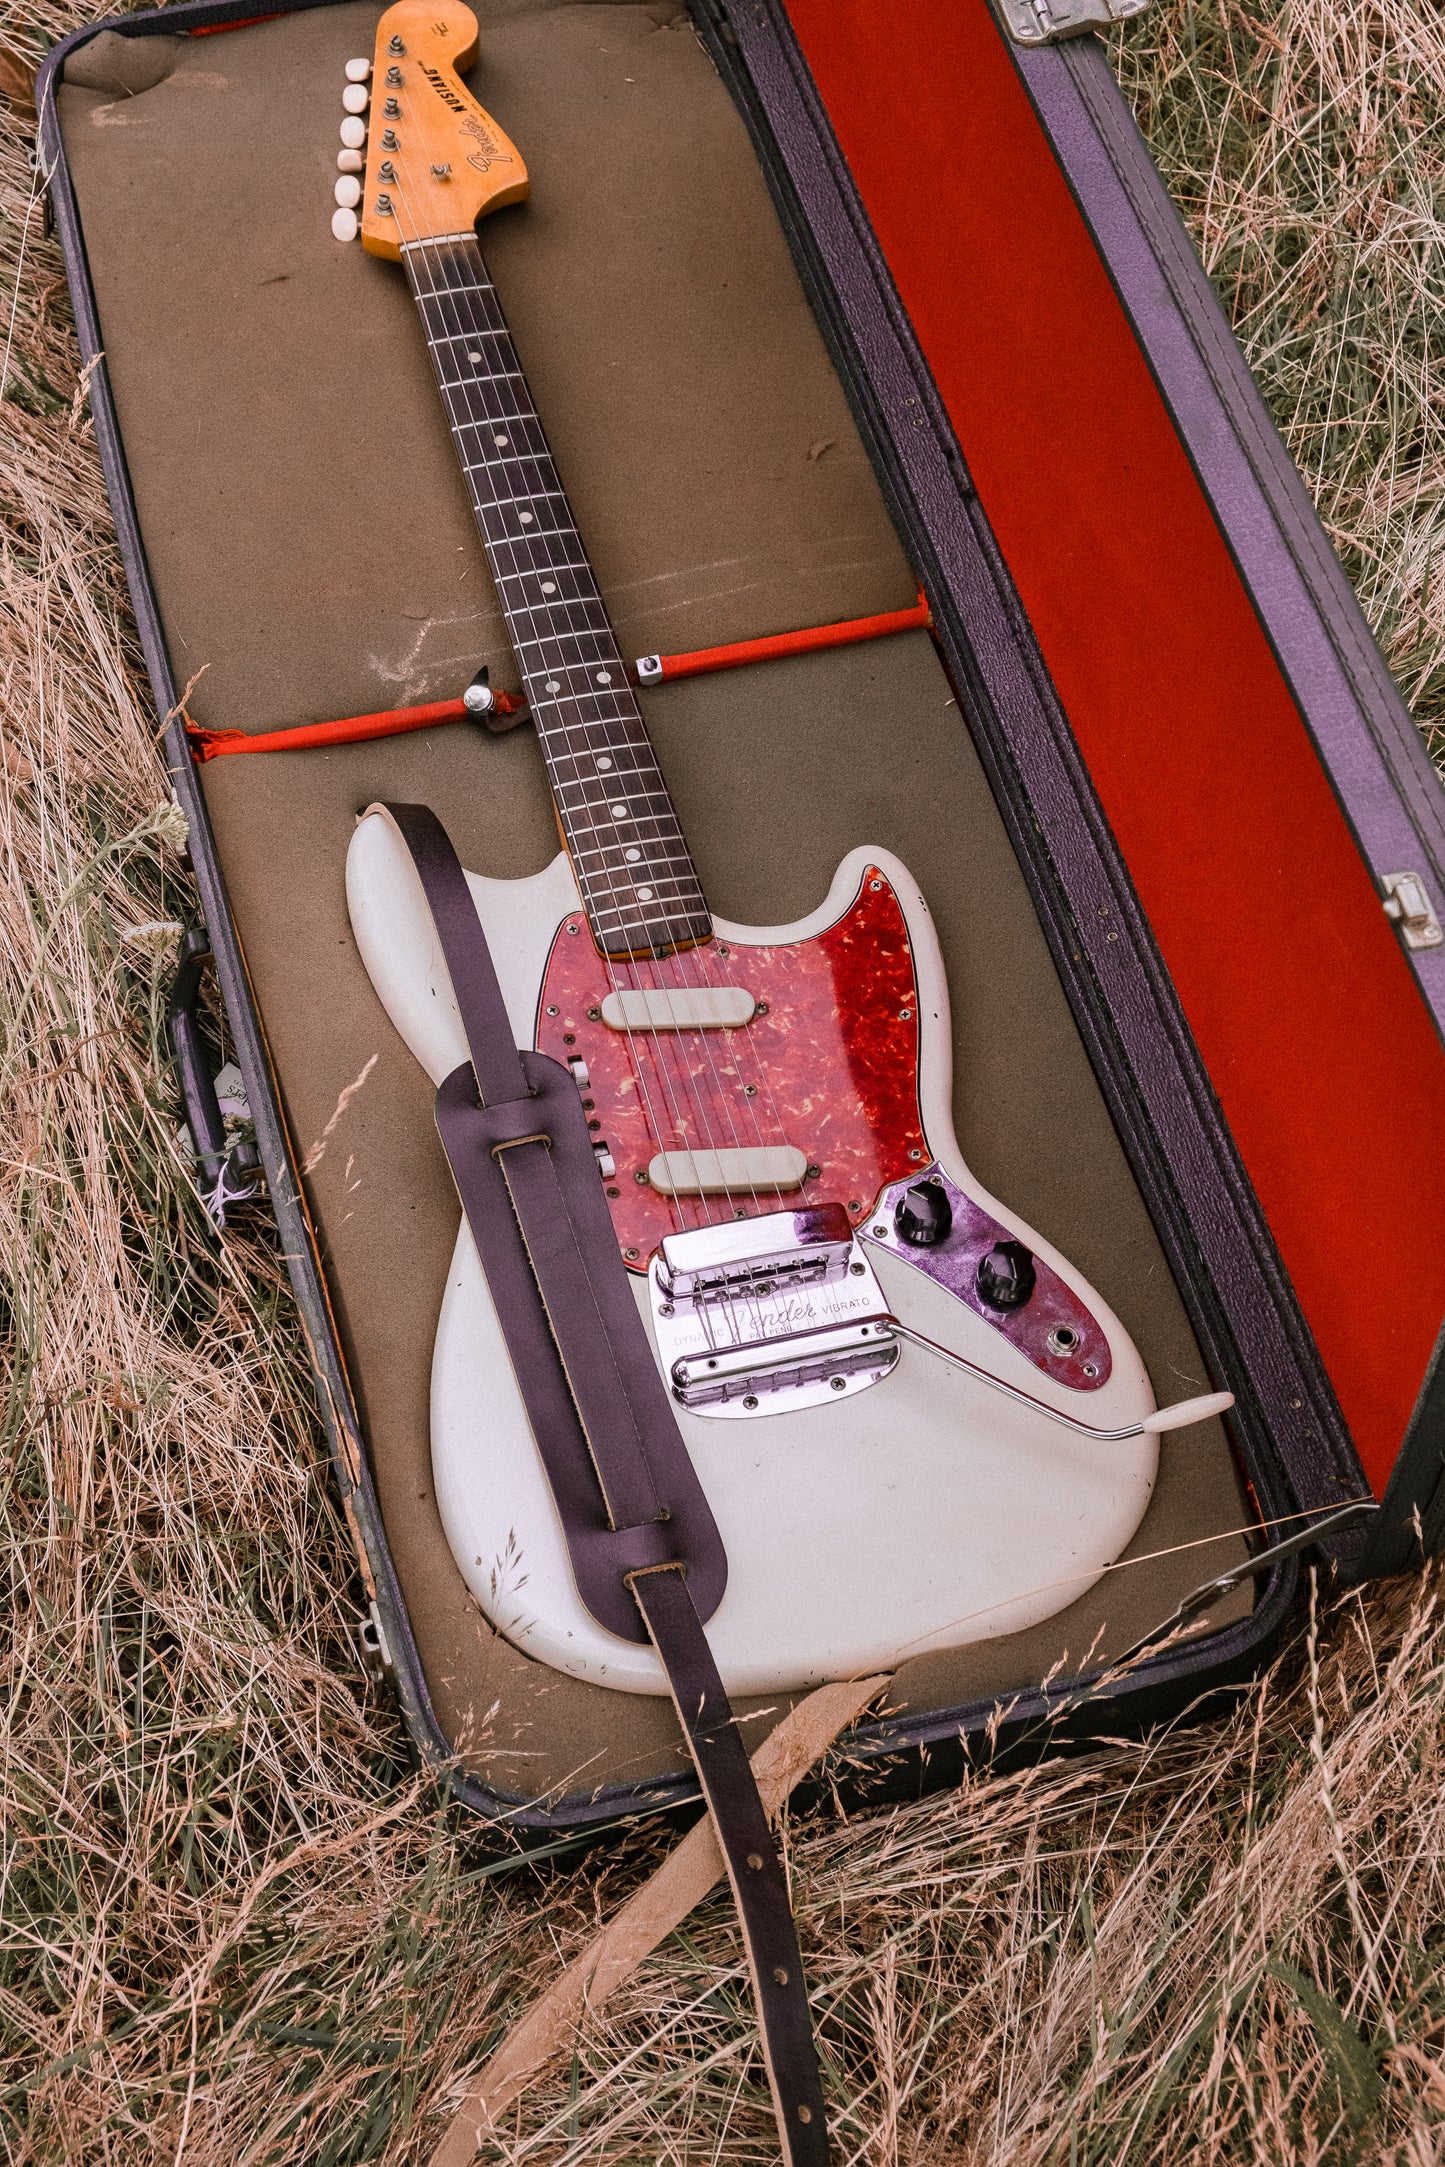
[59,0,1250,1806]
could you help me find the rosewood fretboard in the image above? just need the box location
[405,234,712,961]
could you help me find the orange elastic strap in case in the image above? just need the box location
[634,586,930,682]
[186,691,528,763]
[184,588,931,762]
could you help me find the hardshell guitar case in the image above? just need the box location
[36,0,1445,1840]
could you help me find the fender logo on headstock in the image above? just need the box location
[461,114,511,171]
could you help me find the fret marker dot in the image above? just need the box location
[595,670,612,685]
[518,511,534,525]
[610,804,630,819]
[625,848,642,862]
[596,755,612,770]
[540,580,556,594]
[493,431,509,447]
[636,887,654,902]
[545,679,561,693]
[467,351,482,363]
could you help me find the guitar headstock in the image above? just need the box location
[329,0,528,257]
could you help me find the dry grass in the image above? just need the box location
[1,0,1443,2158]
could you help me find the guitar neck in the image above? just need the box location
[404,233,712,961]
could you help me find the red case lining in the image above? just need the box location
[784,0,1445,1494]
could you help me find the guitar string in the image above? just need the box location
[380,181,701,1241]
[388,163,814,1352]
[391,197,739,1253]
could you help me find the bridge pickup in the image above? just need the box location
[601,986,756,1031]
[657,1203,855,1305]
[647,1145,809,1195]
[670,1316,898,1409]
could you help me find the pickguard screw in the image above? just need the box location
[625,1247,639,1260]
[659,1302,674,1317]
[563,1032,576,1044]
[899,1007,913,1020]
[587,1007,602,1020]
[908,1148,923,1161]
[806,1163,822,1179]
[607,1187,619,1198]
[634,1170,649,1184]
[566,922,580,936]
[850,1261,865,1275]
[743,1394,759,1409]
[830,1376,847,1391]
[848,1199,861,1211]
[1083,1361,1098,1378]
[546,1004,558,1016]
[718,944,729,956]
[870,879,882,891]
[743,1084,757,1097]
[755,1001,769,1015]
[873,1224,887,1237]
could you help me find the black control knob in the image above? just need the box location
[894,1179,953,1247]
[976,1239,1036,1311]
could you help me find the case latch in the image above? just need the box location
[1382,869,1444,951]
[993,0,1151,44]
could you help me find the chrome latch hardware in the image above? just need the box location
[1382,869,1444,950]
[993,0,1151,44]
[1116,1498,1377,1667]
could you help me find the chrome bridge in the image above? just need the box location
[648,1203,898,1420]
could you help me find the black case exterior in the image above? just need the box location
[38,0,1436,1831]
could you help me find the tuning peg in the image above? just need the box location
[339,116,366,150]
[337,147,363,173]
[344,57,371,82]
[342,83,369,114]
[334,175,361,209]
[331,206,359,243]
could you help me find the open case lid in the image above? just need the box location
[700,0,1445,1574]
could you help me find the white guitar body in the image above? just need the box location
[347,815,1158,1695]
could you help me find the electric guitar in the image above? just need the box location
[334,2,1231,1696]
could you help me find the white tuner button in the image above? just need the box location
[344,56,371,81]
[334,175,361,209]
[339,116,366,149]
[331,206,359,243]
[337,147,363,173]
[341,83,369,114]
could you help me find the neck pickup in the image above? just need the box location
[403,233,712,961]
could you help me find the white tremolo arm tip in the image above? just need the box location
[1142,1390,1236,1436]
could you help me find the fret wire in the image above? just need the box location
[405,236,709,952]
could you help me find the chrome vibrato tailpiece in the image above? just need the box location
[649,1203,898,1419]
[648,1199,1235,1438]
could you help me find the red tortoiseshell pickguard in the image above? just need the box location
[535,866,926,1269]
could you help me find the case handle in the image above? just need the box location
[168,926,263,1227]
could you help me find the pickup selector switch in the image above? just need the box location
[976,1240,1036,1311]
[894,1179,952,1247]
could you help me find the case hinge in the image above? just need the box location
[1382,869,1444,951]
[993,0,1151,44]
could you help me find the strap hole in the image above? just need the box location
[797,2105,813,2124]
[746,1851,765,1871]
[773,1966,789,1986]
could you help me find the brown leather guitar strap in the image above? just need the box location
[373,802,831,2163]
